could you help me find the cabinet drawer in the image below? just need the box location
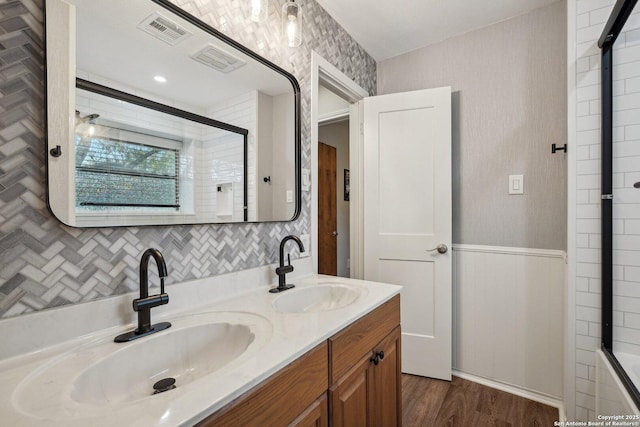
[198,342,328,427]
[289,393,328,427]
[328,295,400,384]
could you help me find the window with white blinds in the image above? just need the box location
[75,135,180,210]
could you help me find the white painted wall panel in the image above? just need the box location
[453,245,565,399]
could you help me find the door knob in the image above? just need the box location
[427,244,448,254]
[332,231,338,237]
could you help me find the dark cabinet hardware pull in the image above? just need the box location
[370,351,385,365]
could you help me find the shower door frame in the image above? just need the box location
[599,0,640,408]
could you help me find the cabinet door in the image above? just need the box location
[372,326,402,427]
[330,354,373,427]
[289,393,328,427]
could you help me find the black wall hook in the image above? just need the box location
[263,176,271,183]
[552,143,567,154]
[50,145,62,157]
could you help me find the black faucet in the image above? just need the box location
[114,248,172,342]
[270,235,305,293]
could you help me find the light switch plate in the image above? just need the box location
[301,168,310,191]
[509,175,524,195]
[299,234,310,257]
[286,190,293,203]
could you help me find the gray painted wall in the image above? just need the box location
[0,0,376,318]
[377,0,567,250]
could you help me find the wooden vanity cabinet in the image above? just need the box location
[329,351,373,425]
[197,342,328,427]
[329,295,401,427]
[289,393,329,427]
[370,326,401,426]
[197,295,400,427]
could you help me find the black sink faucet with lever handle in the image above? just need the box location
[270,235,305,293]
[115,248,171,342]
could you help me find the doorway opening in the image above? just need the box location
[318,85,350,276]
[310,52,368,279]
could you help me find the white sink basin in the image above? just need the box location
[272,284,365,313]
[14,311,272,416]
[71,322,253,405]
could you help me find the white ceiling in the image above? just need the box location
[315,0,562,61]
[75,0,292,111]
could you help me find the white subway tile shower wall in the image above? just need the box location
[203,91,257,221]
[0,0,375,318]
[612,8,640,358]
[573,0,640,420]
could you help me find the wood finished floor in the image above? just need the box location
[402,374,559,427]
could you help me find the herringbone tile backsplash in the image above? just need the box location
[0,0,376,318]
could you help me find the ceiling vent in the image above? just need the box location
[137,13,191,46]
[190,44,246,73]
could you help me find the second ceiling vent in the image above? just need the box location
[190,44,246,73]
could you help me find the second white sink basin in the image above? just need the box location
[273,284,365,313]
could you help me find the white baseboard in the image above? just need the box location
[453,370,565,420]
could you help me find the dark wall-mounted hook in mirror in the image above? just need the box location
[50,145,62,157]
[263,176,271,183]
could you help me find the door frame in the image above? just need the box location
[311,52,369,277]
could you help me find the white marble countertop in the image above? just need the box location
[0,274,401,426]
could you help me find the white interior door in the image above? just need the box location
[363,87,452,380]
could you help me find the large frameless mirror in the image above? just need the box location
[45,0,300,227]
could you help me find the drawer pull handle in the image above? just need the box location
[370,351,385,366]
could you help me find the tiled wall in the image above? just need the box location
[76,87,204,142]
[0,0,376,318]
[199,134,245,221]
[572,0,640,420]
[611,9,640,358]
[202,91,257,222]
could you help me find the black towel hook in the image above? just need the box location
[50,145,62,157]
[552,143,567,154]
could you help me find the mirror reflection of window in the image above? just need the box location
[73,88,246,222]
[74,125,181,211]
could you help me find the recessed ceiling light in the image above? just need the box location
[154,75,167,83]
